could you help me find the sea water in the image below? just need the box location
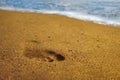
[0,0,120,26]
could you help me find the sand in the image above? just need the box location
[0,10,120,80]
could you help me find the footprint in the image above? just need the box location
[21,40,65,62]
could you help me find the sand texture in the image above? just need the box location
[0,10,120,80]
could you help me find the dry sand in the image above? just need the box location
[0,10,120,80]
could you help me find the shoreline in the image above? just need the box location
[0,10,120,80]
[0,8,120,27]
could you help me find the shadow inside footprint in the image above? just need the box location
[45,50,65,61]
[55,54,65,61]
[45,50,56,55]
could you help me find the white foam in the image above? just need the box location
[0,7,120,27]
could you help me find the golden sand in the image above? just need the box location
[0,10,120,80]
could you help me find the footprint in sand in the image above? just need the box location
[21,40,65,62]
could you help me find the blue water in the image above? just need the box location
[0,0,120,26]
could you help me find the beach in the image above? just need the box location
[0,10,120,80]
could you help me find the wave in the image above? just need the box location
[0,7,120,27]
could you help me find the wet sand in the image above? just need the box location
[0,10,120,80]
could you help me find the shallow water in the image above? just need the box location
[0,0,120,26]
